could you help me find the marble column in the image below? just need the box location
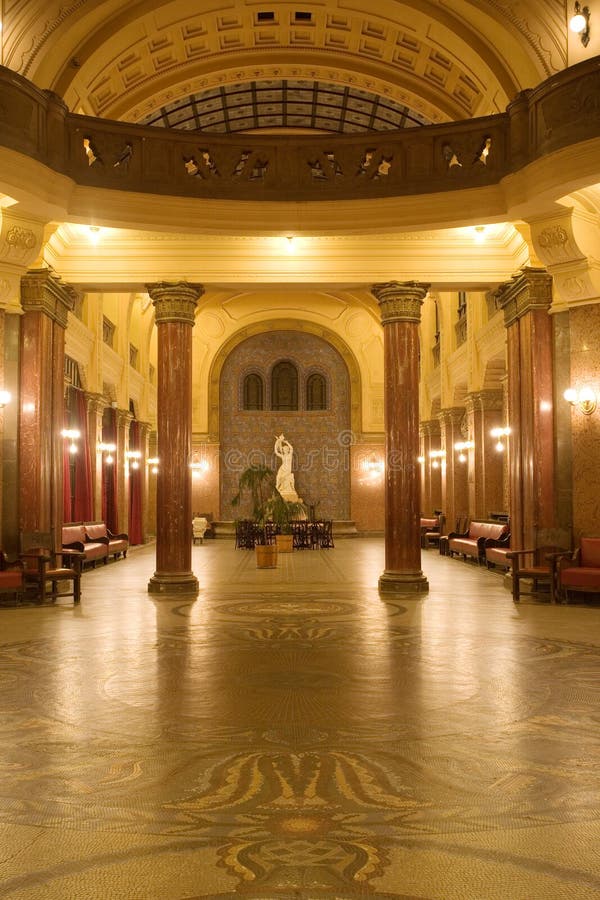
[419,419,442,514]
[465,390,505,520]
[116,408,132,534]
[138,421,151,543]
[147,282,202,594]
[372,281,429,594]
[495,268,558,549]
[438,407,469,532]
[19,269,75,548]
[86,393,105,521]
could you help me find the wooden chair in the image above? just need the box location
[506,547,559,603]
[20,532,83,604]
[422,514,444,549]
[550,537,600,604]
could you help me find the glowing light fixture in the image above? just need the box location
[0,389,11,407]
[62,427,81,454]
[564,385,597,415]
[429,449,446,469]
[473,225,486,244]
[570,2,590,46]
[88,225,101,245]
[491,426,511,452]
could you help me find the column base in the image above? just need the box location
[148,572,199,594]
[378,571,429,594]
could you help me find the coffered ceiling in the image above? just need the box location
[3,1,567,129]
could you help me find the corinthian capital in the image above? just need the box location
[146,282,204,325]
[371,280,429,324]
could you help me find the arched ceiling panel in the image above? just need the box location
[1,1,567,130]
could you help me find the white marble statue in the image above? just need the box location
[274,434,300,502]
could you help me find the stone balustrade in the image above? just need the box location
[0,58,599,204]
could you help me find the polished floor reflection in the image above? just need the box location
[0,540,599,899]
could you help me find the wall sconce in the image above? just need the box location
[126,450,142,470]
[147,456,159,474]
[454,440,474,463]
[570,2,591,46]
[190,459,210,478]
[429,449,446,469]
[564,386,597,415]
[99,441,116,464]
[0,389,11,408]
[62,428,81,454]
[417,455,425,464]
[490,426,510,452]
[361,453,384,480]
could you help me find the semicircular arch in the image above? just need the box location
[207,318,362,438]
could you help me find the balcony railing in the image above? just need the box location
[0,58,599,204]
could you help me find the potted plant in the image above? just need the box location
[231,465,278,567]
[266,493,307,553]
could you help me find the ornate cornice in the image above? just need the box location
[20,268,77,328]
[465,390,504,413]
[438,406,466,427]
[372,281,429,324]
[494,267,553,327]
[146,282,204,325]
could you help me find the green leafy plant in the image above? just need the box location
[231,465,275,523]
[266,492,306,534]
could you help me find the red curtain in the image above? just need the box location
[101,407,119,532]
[128,420,143,544]
[73,390,93,522]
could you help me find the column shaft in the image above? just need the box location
[19,270,74,549]
[373,281,429,593]
[147,282,203,594]
[496,268,559,549]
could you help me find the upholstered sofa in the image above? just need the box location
[448,520,510,565]
[484,532,512,569]
[62,522,129,566]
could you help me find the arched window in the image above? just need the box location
[243,373,264,410]
[271,361,298,410]
[306,373,327,410]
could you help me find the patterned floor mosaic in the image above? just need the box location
[0,540,599,898]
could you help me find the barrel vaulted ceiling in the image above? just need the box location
[0,1,593,291]
[3,1,568,130]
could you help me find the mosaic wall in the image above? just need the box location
[220,331,350,521]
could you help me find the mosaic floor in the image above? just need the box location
[0,539,599,899]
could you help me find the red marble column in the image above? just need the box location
[372,281,429,593]
[495,268,557,549]
[147,282,202,594]
[438,407,469,532]
[420,419,442,515]
[19,270,75,549]
[86,394,105,520]
[465,390,505,520]
[116,408,132,535]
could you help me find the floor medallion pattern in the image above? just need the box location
[0,542,599,898]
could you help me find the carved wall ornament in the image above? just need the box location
[560,275,586,297]
[538,224,569,251]
[6,226,36,251]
